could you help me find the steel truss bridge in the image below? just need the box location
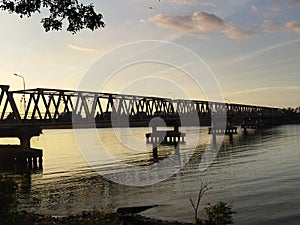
[0,85,283,128]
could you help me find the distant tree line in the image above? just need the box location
[281,107,300,123]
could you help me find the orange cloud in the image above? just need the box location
[286,21,300,34]
[223,24,255,40]
[143,11,254,40]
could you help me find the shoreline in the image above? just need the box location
[7,210,193,225]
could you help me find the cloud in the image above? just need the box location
[261,20,300,35]
[286,21,300,33]
[143,11,254,39]
[165,0,194,6]
[145,12,223,31]
[68,44,96,52]
[145,14,193,31]
[192,12,223,31]
[263,20,281,33]
[154,0,214,7]
[200,2,216,8]
[270,3,282,12]
[223,24,255,40]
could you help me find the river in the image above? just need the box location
[8,125,300,224]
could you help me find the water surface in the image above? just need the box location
[8,125,300,224]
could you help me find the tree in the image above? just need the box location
[282,107,300,122]
[190,182,237,225]
[190,182,211,224]
[0,0,105,34]
[204,201,236,225]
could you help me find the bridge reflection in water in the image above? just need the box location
[0,85,283,171]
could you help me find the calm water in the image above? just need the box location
[6,125,300,224]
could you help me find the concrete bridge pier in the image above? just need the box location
[241,116,264,132]
[146,121,185,162]
[208,118,238,136]
[0,125,43,171]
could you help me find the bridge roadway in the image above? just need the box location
[0,85,283,129]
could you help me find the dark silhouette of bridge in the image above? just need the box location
[0,84,285,171]
[0,85,283,128]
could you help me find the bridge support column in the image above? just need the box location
[152,143,158,162]
[19,136,31,149]
[33,157,38,170]
[15,126,42,149]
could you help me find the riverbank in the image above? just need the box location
[4,210,193,225]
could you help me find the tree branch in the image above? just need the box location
[0,0,105,33]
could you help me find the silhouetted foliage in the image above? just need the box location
[191,182,236,225]
[282,107,300,123]
[0,174,18,218]
[286,107,299,114]
[204,201,236,225]
[0,0,105,33]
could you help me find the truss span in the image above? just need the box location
[0,85,283,128]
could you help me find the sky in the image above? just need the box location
[0,0,300,108]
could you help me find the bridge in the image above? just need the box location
[0,85,283,128]
[0,84,284,171]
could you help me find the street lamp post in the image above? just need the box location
[13,73,26,112]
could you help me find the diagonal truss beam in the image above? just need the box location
[0,85,284,125]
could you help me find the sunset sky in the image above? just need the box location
[0,0,300,107]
